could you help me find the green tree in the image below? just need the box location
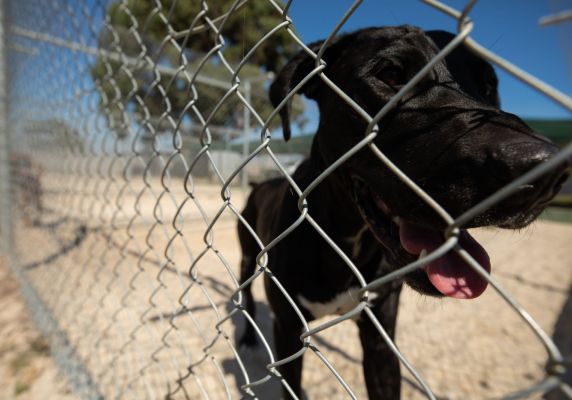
[91,0,304,139]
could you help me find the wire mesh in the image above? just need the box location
[2,0,572,399]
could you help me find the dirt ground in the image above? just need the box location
[0,257,77,400]
[3,177,572,399]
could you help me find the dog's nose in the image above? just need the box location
[487,141,557,179]
[486,140,570,207]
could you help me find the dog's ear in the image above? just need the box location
[270,40,339,141]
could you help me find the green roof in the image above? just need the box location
[524,119,572,145]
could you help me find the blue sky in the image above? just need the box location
[9,0,571,146]
[287,0,572,120]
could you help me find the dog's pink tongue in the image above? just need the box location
[399,221,491,299]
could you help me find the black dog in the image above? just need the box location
[237,26,570,399]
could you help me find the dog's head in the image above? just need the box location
[270,26,571,299]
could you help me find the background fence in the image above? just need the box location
[1,0,572,399]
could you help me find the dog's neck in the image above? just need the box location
[304,139,365,238]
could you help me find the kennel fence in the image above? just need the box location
[1,0,572,399]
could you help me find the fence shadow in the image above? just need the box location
[546,284,572,400]
[222,300,282,399]
[220,296,435,398]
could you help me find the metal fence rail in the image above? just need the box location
[2,0,572,399]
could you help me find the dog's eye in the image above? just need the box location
[378,66,405,87]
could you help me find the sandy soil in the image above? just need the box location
[4,177,572,399]
[0,257,78,400]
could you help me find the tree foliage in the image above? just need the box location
[91,0,305,139]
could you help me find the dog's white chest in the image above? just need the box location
[298,287,373,319]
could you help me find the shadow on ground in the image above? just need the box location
[546,284,572,400]
[219,296,438,399]
[222,300,283,399]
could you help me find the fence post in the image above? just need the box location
[0,0,13,257]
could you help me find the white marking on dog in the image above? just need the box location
[298,287,378,320]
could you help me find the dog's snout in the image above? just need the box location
[486,140,570,208]
[486,141,558,180]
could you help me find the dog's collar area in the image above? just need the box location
[351,177,491,299]
[351,177,400,255]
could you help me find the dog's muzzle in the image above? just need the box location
[352,178,491,299]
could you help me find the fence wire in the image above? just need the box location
[2,0,572,399]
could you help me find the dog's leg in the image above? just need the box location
[237,193,261,348]
[274,317,304,399]
[238,254,258,348]
[356,285,402,400]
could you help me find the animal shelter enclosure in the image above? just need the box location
[1,0,572,399]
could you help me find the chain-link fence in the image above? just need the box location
[1,0,572,399]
